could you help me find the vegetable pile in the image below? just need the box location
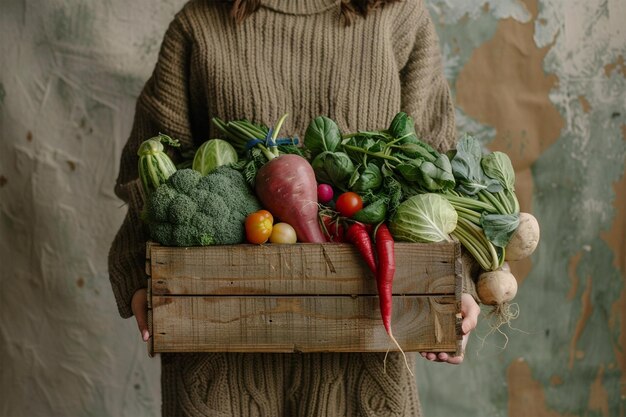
[299,113,539,344]
[136,111,540,357]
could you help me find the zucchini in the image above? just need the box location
[137,134,179,196]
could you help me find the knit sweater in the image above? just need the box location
[108,0,474,415]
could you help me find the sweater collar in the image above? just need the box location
[260,0,341,15]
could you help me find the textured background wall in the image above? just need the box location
[417,1,626,417]
[0,0,624,416]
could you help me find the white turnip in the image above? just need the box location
[255,154,326,243]
[476,268,521,347]
[505,212,540,261]
[477,269,518,306]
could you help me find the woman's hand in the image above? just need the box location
[420,293,480,364]
[131,288,150,342]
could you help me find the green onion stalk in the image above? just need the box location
[442,191,505,271]
[212,113,290,161]
[476,189,520,216]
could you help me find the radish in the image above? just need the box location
[505,212,540,261]
[317,184,334,204]
[255,154,326,243]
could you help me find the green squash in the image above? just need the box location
[137,134,179,196]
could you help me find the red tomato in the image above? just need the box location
[335,192,363,218]
[269,222,297,244]
[245,211,274,244]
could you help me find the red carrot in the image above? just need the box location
[375,224,395,335]
[345,223,377,275]
[375,224,412,374]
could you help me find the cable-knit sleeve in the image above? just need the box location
[399,1,481,303]
[108,16,194,318]
[399,0,456,153]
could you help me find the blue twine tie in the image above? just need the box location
[245,127,299,151]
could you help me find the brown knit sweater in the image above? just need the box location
[108,0,475,415]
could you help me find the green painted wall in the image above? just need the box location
[0,0,623,416]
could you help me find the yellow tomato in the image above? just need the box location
[269,222,297,244]
[245,211,274,244]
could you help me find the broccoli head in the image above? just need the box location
[169,168,202,195]
[144,167,260,246]
[146,184,176,222]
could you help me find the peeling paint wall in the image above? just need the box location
[416,1,626,416]
[0,0,624,416]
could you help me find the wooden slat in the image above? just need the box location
[147,278,154,357]
[151,295,458,353]
[147,242,462,354]
[149,242,458,296]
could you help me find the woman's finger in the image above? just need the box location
[461,294,480,334]
[131,289,150,342]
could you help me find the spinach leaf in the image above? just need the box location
[482,151,516,191]
[351,163,383,193]
[352,198,388,224]
[395,142,437,162]
[480,213,520,248]
[312,151,354,190]
[418,157,455,191]
[344,135,382,162]
[451,135,502,195]
[388,112,418,145]
[396,154,454,192]
[311,151,333,184]
[304,116,342,159]
[396,160,422,183]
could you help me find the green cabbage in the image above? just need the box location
[390,194,457,243]
[192,139,238,176]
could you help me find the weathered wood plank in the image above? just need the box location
[149,242,458,296]
[151,295,459,353]
[147,242,462,354]
[147,278,154,356]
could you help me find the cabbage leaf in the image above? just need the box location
[390,194,457,243]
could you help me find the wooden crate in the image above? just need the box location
[146,241,463,355]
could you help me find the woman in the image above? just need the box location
[109,0,481,415]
